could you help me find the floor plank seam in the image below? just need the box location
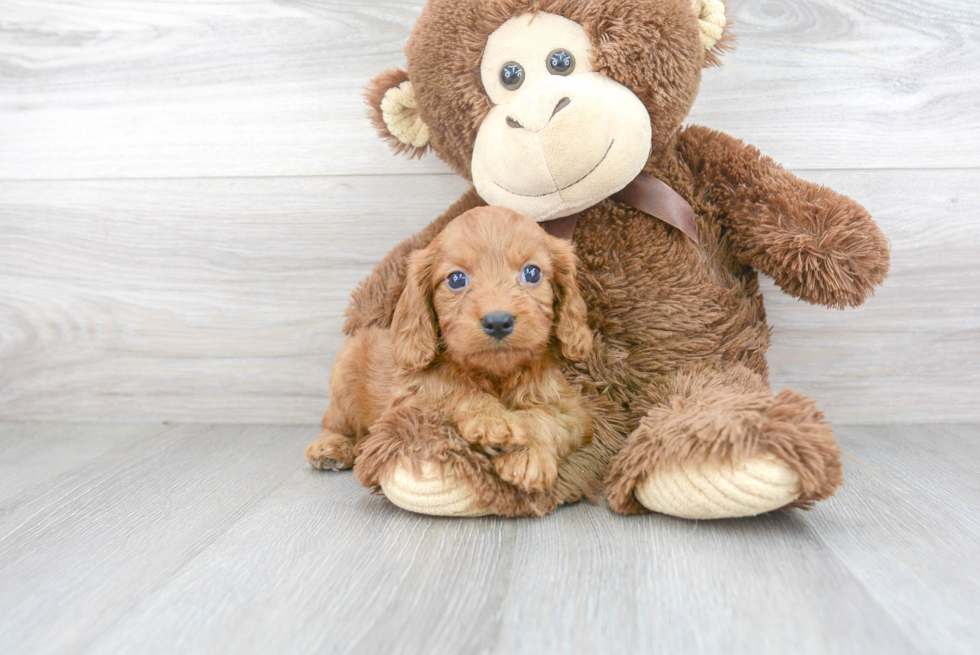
[0,424,179,548]
[2,165,979,185]
[75,460,311,654]
[808,525,927,654]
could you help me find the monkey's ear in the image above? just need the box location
[365,68,431,158]
[692,0,734,67]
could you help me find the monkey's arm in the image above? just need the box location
[343,188,486,334]
[679,126,890,308]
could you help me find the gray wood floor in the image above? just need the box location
[1,423,977,655]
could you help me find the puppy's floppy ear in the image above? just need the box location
[550,237,592,362]
[365,68,431,158]
[391,245,439,370]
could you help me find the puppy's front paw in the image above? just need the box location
[305,433,355,470]
[459,413,525,450]
[493,447,559,491]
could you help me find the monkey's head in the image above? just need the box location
[367,0,731,222]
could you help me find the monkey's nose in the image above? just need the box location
[551,97,570,118]
[506,97,570,130]
[482,311,515,340]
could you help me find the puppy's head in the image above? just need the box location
[391,206,592,375]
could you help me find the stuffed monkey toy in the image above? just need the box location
[336,0,890,519]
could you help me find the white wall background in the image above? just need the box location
[1,0,977,424]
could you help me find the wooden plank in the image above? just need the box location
[0,174,470,423]
[85,444,917,654]
[810,425,980,654]
[0,422,164,505]
[0,423,311,655]
[1,0,978,180]
[1,169,976,424]
[3,422,978,653]
[687,0,980,170]
[490,506,917,654]
[84,468,520,654]
[762,169,980,423]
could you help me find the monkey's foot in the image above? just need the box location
[604,371,842,518]
[380,461,492,517]
[633,454,801,520]
[353,406,558,517]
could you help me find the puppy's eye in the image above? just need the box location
[446,271,468,290]
[521,265,542,284]
[500,62,525,90]
[546,49,575,76]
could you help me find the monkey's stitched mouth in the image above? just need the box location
[493,139,614,198]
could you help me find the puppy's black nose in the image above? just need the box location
[482,311,515,340]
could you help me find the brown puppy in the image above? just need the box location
[305,206,593,491]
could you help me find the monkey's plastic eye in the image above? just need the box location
[522,265,542,284]
[500,62,525,90]
[447,271,469,290]
[546,49,575,76]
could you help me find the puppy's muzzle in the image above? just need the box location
[482,311,515,341]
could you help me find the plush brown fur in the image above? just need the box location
[364,68,431,160]
[343,0,891,516]
[307,208,593,494]
[401,0,708,179]
[603,363,842,514]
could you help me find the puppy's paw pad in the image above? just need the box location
[493,448,558,491]
[304,436,355,470]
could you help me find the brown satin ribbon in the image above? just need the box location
[539,215,578,240]
[612,173,699,243]
[540,173,699,243]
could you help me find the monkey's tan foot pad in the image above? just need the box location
[633,454,801,520]
[380,461,492,517]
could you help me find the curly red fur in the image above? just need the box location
[307,208,593,496]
